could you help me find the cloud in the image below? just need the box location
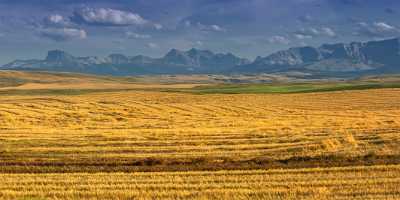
[39,28,87,41]
[320,27,336,37]
[294,27,336,39]
[374,22,396,32]
[44,14,71,27]
[182,20,226,32]
[294,34,312,40]
[37,14,87,42]
[209,24,225,32]
[268,35,290,45]
[198,23,226,32]
[126,32,151,39]
[355,21,399,37]
[195,41,204,46]
[147,42,159,48]
[154,23,163,30]
[294,28,320,38]
[72,7,148,26]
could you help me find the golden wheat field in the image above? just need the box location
[0,72,400,199]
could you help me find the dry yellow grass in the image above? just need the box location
[0,165,399,200]
[0,75,400,199]
[0,89,399,172]
[0,71,206,90]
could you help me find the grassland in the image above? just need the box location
[181,81,400,94]
[0,71,400,199]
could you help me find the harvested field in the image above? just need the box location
[0,89,399,172]
[1,71,400,199]
[0,165,399,200]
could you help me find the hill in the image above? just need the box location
[2,70,400,96]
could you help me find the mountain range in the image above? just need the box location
[3,38,400,77]
[2,48,250,76]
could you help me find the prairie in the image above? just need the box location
[0,71,399,199]
[184,82,400,94]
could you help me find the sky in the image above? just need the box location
[0,0,400,64]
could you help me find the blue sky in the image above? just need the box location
[0,0,400,63]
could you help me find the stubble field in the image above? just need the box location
[0,71,400,199]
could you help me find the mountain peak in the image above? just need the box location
[187,48,214,58]
[7,38,400,76]
[108,53,128,58]
[188,48,198,52]
[46,50,74,62]
[187,48,200,55]
[107,54,129,64]
[165,49,182,56]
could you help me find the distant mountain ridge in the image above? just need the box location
[3,38,400,77]
[234,38,400,76]
[3,48,250,75]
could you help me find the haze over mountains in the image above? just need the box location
[3,49,250,76]
[3,38,400,77]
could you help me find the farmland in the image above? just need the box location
[1,165,399,200]
[0,71,400,199]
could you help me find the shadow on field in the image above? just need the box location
[0,153,399,173]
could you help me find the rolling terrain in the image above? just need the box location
[0,71,399,199]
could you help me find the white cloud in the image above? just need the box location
[294,34,312,39]
[294,27,336,39]
[183,20,226,32]
[199,23,226,32]
[358,22,368,27]
[126,32,151,39]
[147,42,159,49]
[321,27,336,37]
[73,7,147,26]
[294,28,319,37]
[268,36,290,45]
[373,22,396,32]
[48,14,64,24]
[44,14,72,27]
[39,28,87,41]
[210,25,224,32]
[38,14,87,41]
[355,21,399,37]
[308,28,320,35]
[195,41,204,46]
[154,23,163,30]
